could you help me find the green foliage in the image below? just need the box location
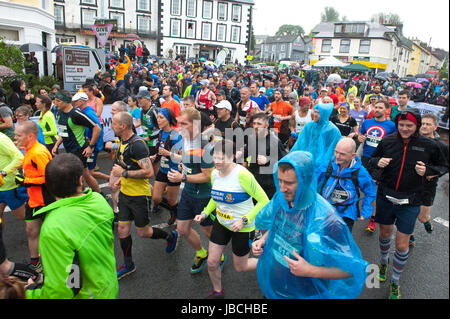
[439,61,448,79]
[0,37,25,76]
[275,24,305,37]
[321,7,340,22]
[29,76,61,95]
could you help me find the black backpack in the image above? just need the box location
[320,160,363,217]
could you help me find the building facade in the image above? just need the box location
[160,0,254,64]
[310,21,413,76]
[0,0,56,76]
[54,0,159,55]
[259,35,312,63]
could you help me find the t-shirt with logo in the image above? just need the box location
[57,107,96,153]
[359,118,397,158]
[181,136,214,199]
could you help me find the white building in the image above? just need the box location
[160,0,254,64]
[0,0,56,76]
[310,21,413,76]
[54,0,159,54]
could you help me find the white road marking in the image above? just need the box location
[433,217,449,228]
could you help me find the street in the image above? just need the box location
[1,153,448,299]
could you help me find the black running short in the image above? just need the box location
[210,218,255,257]
[155,170,181,187]
[118,192,151,228]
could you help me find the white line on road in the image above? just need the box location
[433,217,449,228]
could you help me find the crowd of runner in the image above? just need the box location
[0,54,448,299]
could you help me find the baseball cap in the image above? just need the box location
[259,87,266,93]
[242,100,258,112]
[320,88,328,92]
[200,79,209,86]
[72,92,89,102]
[136,90,151,99]
[216,89,226,96]
[149,87,160,93]
[216,100,232,111]
[298,97,311,107]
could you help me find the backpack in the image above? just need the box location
[320,160,363,217]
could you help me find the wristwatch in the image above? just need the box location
[0,171,6,177]
[241,217,248,225]
[89,144,96,149]
[122,170,128,178]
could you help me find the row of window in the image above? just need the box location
[55,0,151,12]
[320,39,371,54]
[264,43,290,52]
[55,6,152,33]
[170,19,241,43]
[170,0,242,23]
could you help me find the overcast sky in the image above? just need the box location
[253,0,449,50]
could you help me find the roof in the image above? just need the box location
[264,35,301,44]
[230,0,255,5]
[312,21,397,40]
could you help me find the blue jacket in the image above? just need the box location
[255,151,368,299]
[81,106,103,151]
[316,156,376,221]
[291,103,341,168]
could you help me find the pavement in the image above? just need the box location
[1,152,448,299]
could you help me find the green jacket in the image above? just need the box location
[38,110,58,145]
[26,189,118,299]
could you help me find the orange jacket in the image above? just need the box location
[23,141,53,208]
[270,100,293,132]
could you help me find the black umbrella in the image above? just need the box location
[415,73,434,79]
[19,43,49,53]
[263,73,274,79]
[375,75,389,82]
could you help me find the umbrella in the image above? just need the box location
[416,78,429,83]
[341,63,369,72]
[19,43,49,53]
[415,73,434,79]
[406,82,423,89]
[199,57,206,62]
[326,73,342,84]
[125,34,140,40]
[375,74,389,82]
[0,65,17,77]
[313,56,348,67]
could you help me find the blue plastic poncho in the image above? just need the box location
[290,103,342,168]
[255,151,368,299]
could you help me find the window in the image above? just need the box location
[321,39,331,52]
[231,26,240,43]
[272,44,276,52]
[202,22,211,40]
[137,15,151,34]
[171,19,181,37]
[186,21,196,39]
[186,0,196,17]
[217,2,227,21]
[137,0,150,12]
[232,4,241,22]
[359,40,370,53]
[216,24,226,41]
[334,24,342,33]
[340,39,350,53]
[54,5,65,26]
[171,0,181,16]
[175,45,188,57]
[357,24,365,33]
[109,12,124,31]
[109,0,123,8]
[56,34,76,44]
[280,44,286,52]
[81,8,96,28]
[81,0,96,5]
[203,0,213,19]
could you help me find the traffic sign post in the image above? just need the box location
[91,24,113,48]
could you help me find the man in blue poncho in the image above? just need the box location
[290,102,342,168]
[252,151,368,299]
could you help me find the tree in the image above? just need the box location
[439,61,448,80]
[0,37,25,76]
[275,24,305,37]
[321,7,340,22]
[371,12,403,25]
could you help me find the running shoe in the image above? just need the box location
[424,221,433,234]
[389,282,401,299]
[117,263,136,280]
[166,230,179,254]
[190,253,208,274]
[206,289,224,299]
[167,212,177,225]
[26,261,43,274]
[377,263,389,282]
[366,217,376,233]
[409,235,415,247]
[220,254,227,271]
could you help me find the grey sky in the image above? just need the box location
[253,0,449,50]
